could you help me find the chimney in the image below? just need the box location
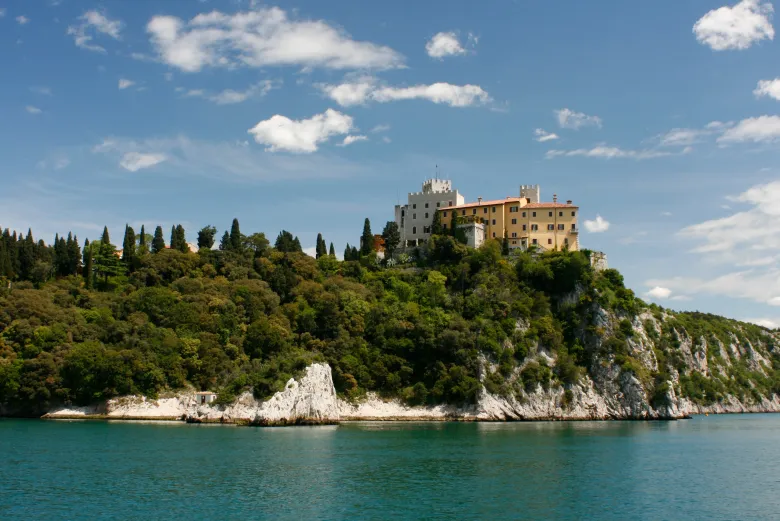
[566,200,572,205]
[478,197,483,204]
[553,194,558,203]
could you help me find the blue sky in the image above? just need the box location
[4,0,780,326]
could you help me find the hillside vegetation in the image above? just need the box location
[1,222,779,416]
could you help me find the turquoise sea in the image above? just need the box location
[1,415,779,520]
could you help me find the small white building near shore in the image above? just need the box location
[195,392,218,405]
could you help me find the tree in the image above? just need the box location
[315,233,327,259]
[244,232,269,256]
[344,243,353,261]
[172,224,188,253]
[230,218,243,251]
[359,218,374,256]
[502,231,510,256]
[138,225,149,255]
[450,211,467,245]
[122,225,136,269]
[101,226,111,246]
[381,221,401,259]
[275,230,302,253]
[431,211,443,235]
[197,226,217,250]
[93,236,124,288]
[170,225,178,251]
[329,243,335,257]
[82,239,93,289]
[151,226,166,253]
[219,231,231,251]
[66,233,81,276]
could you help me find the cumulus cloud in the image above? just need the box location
[646,286,672,299]
[16,16,29,25]
[546,145,684,160]
[657,128,708,147]
[534,129,559,142]
[754,78,780,100]
[693,0,774,51]
[425,32,466,58]
[583,215,610,233]
[746,318,780,328]
[67,10,122,53]
[119,152,167,172]
[338,135,368,147]
[146,8,403,73]
[718,115,780,143]
[319,77,491,108]
[247,109,353,153]
[118,78,135,90]
[26,106,42,115]
[370,124,390,133]
[184,80,279,105]
[555,108,602,130]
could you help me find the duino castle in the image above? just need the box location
[394,179,580,251]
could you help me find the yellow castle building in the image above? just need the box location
[438,184,579,251]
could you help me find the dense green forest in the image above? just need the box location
[1,218,779,416]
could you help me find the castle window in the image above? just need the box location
[548,238,552,245]
[547,224,554,231]
[509,206,519,213]
[484,208,488,214]
[549,211,553,217]
[511,232,517,238]
[413,204,416,209]
[443,211,448,217]
[425,213,429,218]
[472,209,477,215]
[492,232,496,238]
[401,210,404,217]
[492,207,496,213]
[511,218,517,225]
[424,226,430,233]
[532,212,537,217]
[522,212,526,218]
[462,210,466,216]
[522,224,527,231]
[436,202,440,208]
[413,213,417,219]
[532,239,538,245]
[449,201,453,206]
[572,223,577,230]
[492,219,496,225]
[412,227,417,234]
[559,211,563,217]
[425,203,429,208]
[512,240,517,245]
[572,211,576,217]
[558,224,565,230]
[531,224,538,231]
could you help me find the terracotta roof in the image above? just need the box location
[441,197,524,211]
[524,202,578,208]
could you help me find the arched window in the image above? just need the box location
[412,226,417,234]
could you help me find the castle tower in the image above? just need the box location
[520,184,540,203]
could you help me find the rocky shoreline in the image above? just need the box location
[39,363,780,426]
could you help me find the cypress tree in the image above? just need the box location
[381,221,401,259]
[18,229,35,280]
[68,234,81,275]
[170,225,178,251]
[219,231,231,251]
[152,226,165,253]
[351,246,359,260]
[502,231,510,256]
[53,233,65,276]
[329,243,335,257]
[101,226,110,245]
[138,225,148,254]
[122,225,136,269]
[431,210,443,235]
[360,218,373,256]
[0,233,9,278]
[315,233,326,258]
[230,218,242,251]
[175,225,188,252]
[83,239,93,289]
[344,243,352,261]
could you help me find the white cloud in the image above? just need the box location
[718,115,780,143]
[646,286,672,299]
[338,135,368,147]
[319,77,491,108]
[555,108,602,130]
[745,318,780,328]
[657,128,707,146]
[370,124,390,133]
[16,16,29,25]
[534,129,559,142]
[26,106,42,114]
[661,211,673,217]
[146,8,403,73]
[303,246,317,258]
[754,78,780,100]
[426,31,466,58]
[693,0,774,51]
[29,86,53,96]
[119,152,167,172]
[247,109,353,153]
[0,9,6,18]
[183,80,279,105]
[67,10,123,53]
[583,215,610,233]
[382,136,391,144]
[546,145,682,160]
[118,78,135,90]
